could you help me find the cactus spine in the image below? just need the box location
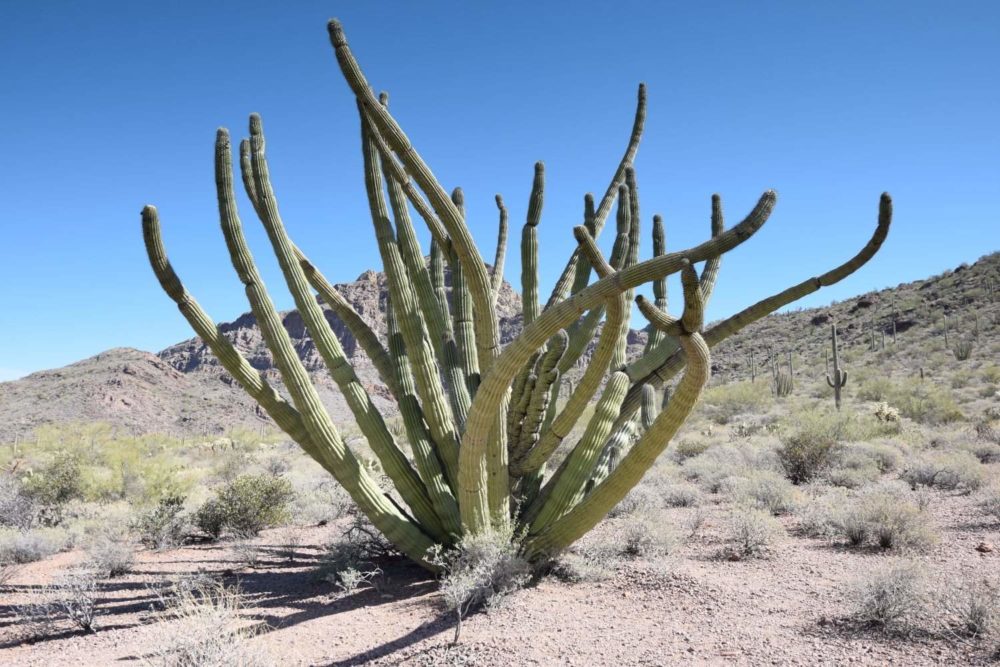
[826,323,848,410]
[141,18,893,569]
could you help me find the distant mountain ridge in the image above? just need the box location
[1,252,997,442]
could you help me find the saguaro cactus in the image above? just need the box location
[141,18,892,568]
[826,324,848,410]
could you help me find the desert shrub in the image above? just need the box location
[22,452,85,526]
[0,473,37,529]
[795,486,850,538]
[16,569,101,635]
[0,527,65,564]
[981,487,1000,524]
[660,482,703,507]
[957,439,1000,465]
[890,384,964,425]
[854,441,903,473]
[982,364,1000,384]
[777,431,837,485]
[617,513,680,558]
[429,526,532,643]
[145,581,273,666]
[132,493,188,549]
[933,575,999,639]
[834,486,936,551]
[682,443,778,493]
[607,484,658,518]
[857,376,894,402]
[670,438,711,462]
[86,536,135,578]
[721,507,783,560]
[849,560,926,631]
[548,550,614,584]
[721,471,798,515]
[231,533,265,570]
[194,474,293,539]
[901,450,985,493]
[701,382,772,425]
[871,402,900,423]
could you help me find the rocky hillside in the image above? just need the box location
[1,252,996,442]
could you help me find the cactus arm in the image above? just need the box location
[292,247,400,399]
[211,129,439,564]
[359,109,450,250]
[615,194,891,425]
[524,262,710,559]
[462,190,775,529]
[142,207,441,552]
[386,297,462,538]
[491,194,509,296]
[449,188,482,399]
[644,214,668,351]
[567,85,647,297]
[699,194,725,304]
[527,371,630,532]
[521,162,544,326]
[513,330,568,459]
[244,118,446,540]
[355,114,463,489]
[329,21,500,372]
[511,204,632,478]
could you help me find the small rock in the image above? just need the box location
[975,541,994,553]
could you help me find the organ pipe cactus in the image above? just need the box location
[826,324,848,410]
[141,18,892,569]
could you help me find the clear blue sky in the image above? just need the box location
[1,1,997,381]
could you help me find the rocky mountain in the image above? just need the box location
[1,252,997,443]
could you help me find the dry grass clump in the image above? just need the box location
[980,486,1000,524]
[144,581,273,666]
[429,526,532,644]
[607,484,660,518]
[848,560,926,632]
[0,527,67,564]
[932,575,999,640]
[659,481,704,507]
[617,513,681,559]
[721,507,784,560]
[901,450,986,493]
[833,483,937,551]
[85,534,135,578]
[682,443,779,493]
[720,470,799,515]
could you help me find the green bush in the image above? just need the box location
[22,453,85,526]
[701,382,772,425]
[901,451,985,493]
[194,475,294,539]
[132,493,188,549]
[777,431,837,484]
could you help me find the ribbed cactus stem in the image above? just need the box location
[521,162,544,326]
[825,323,847,410]
[491,194,508,297]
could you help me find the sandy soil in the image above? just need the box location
[1,488,997,666]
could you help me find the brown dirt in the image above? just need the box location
[2,488,997,666]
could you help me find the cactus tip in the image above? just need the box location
[249,113,262,134]
[327,19,346,45]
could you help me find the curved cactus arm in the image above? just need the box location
[511,197,632,478]
[616,194,892,426]
[359,108,449,250]
[491,194,509,297]
[161,139,437,564]
[568,85,648,297]
[291,247,400,399]
[329,21,500,372]
[461,190,775,532]
[523,262,710,559]
[356,114,463,489]
[449,188,482,400]
[243,118,446,540]
[522,162,544,326]
[527,371,630,531]
[386,298,462,538]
